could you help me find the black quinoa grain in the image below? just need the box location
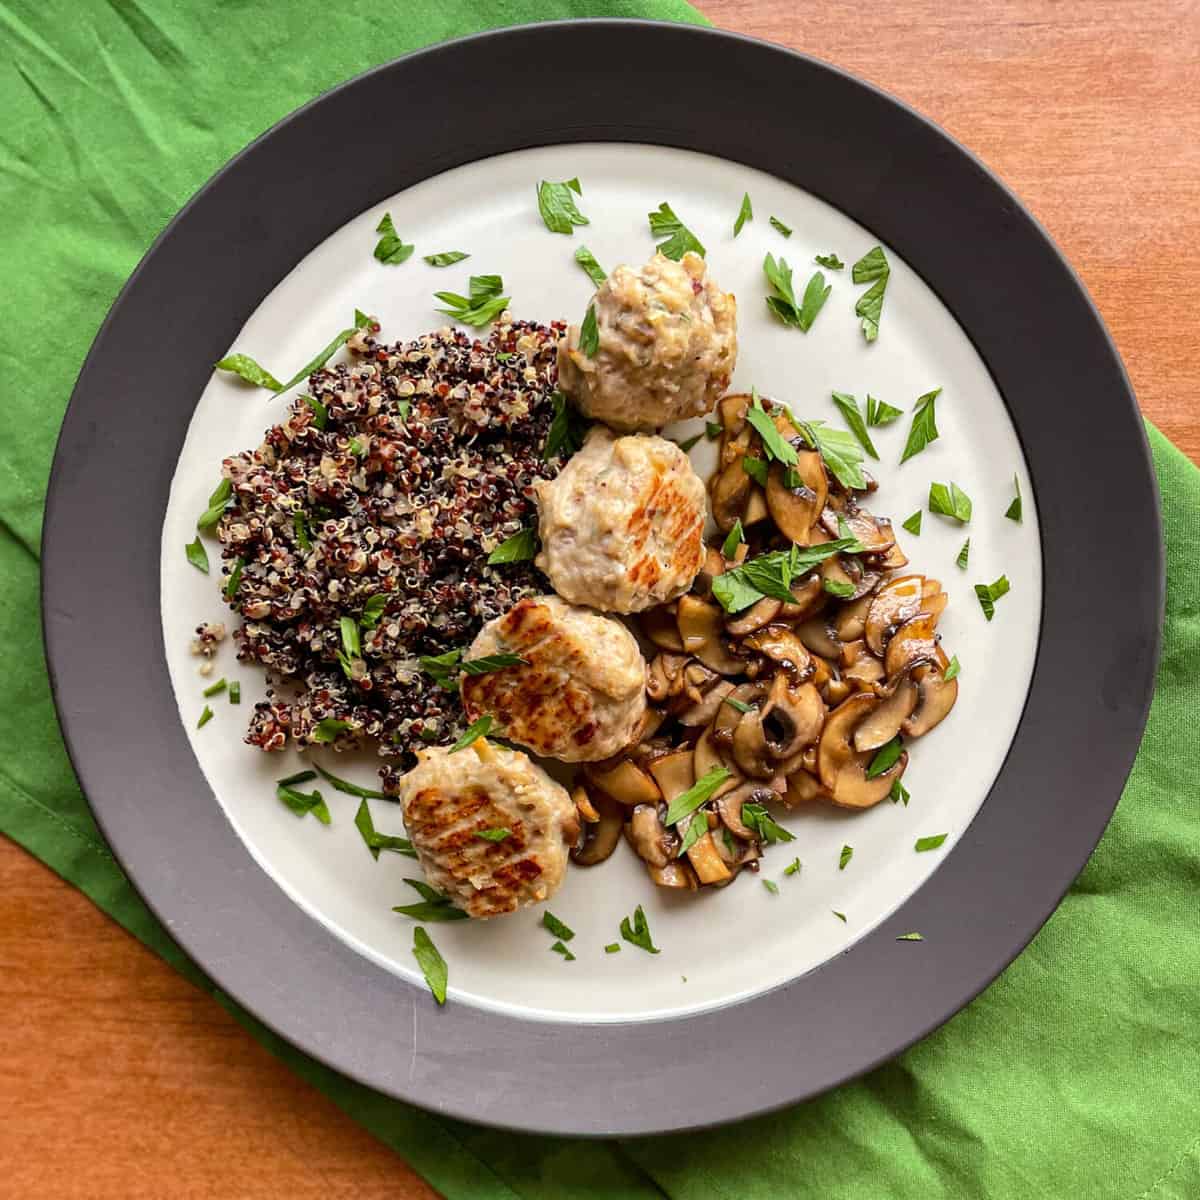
[215,316,567,790]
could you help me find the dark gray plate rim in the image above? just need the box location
[41,19,1162,1137]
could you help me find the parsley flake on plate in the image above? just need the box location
[542,911,575,941]
[314,762,388,800]
[574,244,606,285]
[839,844,853,870]
[866,394,903,426]
[394,879,469,922]
[975,575,1012,621]
[830,392,879,459]
[648,201,705,260]
[956,538,971,569]
[783,858,801,876]
[435,274,510,328]
[579,303,600,357]
[734,191,753,236]
[202,677,227,698]
[769,215,792,237]
[815,252,845,270]
[901,511,923,536]
[449,715,493,753]
[741,803,795,844]
[1006,475,1024,522]
[675,432,703,453]
[833,910,847,922]
[620,904,660,954]
[604,942,621,954]
[537,178,589,234]
[185,537,209,573]
[944,655,962,681]
[228,681,241,704]
[354,799,416,859]
[929,481,973,523]
[373,213,414,265]
[213,353,283,391]
[915,834,948,852]
[423,250,470,267]
[551,940,576,961]
[896,932,924,942]
[488,526,538,564]
[900,388,941,463]
[411,927,449,1004]
[276,777,330,824]
[851,244,890,342]
[890,778,911,806]
[197,705,214,729]
[763,879,780,895]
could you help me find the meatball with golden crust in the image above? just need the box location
[534,426,706,613]
[397,740,577,919]
[460,595,646,762]
[557,251,737,432]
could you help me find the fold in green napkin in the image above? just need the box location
[3,3,1198,1197]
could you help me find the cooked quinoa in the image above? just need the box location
[213,315,568,793]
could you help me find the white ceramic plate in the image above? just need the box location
[160,142,1040,1024]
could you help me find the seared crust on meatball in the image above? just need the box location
[557,251,737,432]
[461,595,646,762]
[398,741,576,918]
[535,426,706,613]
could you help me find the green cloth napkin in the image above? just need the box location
[3,3,1198,1196]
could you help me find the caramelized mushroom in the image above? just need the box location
[625,803,675,867]
[647,860,699,889]
[864,575,925,657]
[571,790,624,865]
[840,509,896,554]
[687,831,732,884]
[727,596,782,636]
[797,616,842,660]
[841,639,886,689]
[781,572,825,619]
[640,604,685,652]
[817,693,907,809]
[766,451,827,544]
[760,672,825,758]
[711,459,753,532]
[716,780,769,840]
[782,769,828,807]
[572,783,600,824]
[743,625,813,678]
[677,594,745,675]
[902,651,958,737]
[692,727,740,797]
[883,612,940,678]
[647,748,696,802]
[676,679,735,727]
[743,485,770,527]
[584,758,661,807]
[834,594,875,643]
[853,673,919,751]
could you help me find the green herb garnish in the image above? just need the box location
[648,201,705,260]
[293,510,312,552]
[411,927,449,1004]
[815,252,845,270]
[214,353,283,391]
[794,419,867,491]
[784,858,801,876]
[551,940,576,961]
[276,779,331,824]
[852,245,890,342]
[360,594,387,631]
[202,678,227,698]
[537,178,588,234]
[579,303,600,357]
[839,844,853,870]
[544,390,589,460]
[705,420,722,439]
[902,511,922,536]
[185,537,209,573]
[340,615,362,662]
[763,879,780,895]
[676,808,711,857]
[223,557,244,601]
[929,481,973,523]
[315,763,388,800]
[311,718,352,744]
[944,655,961,682]
[741,456,769,487]
[228,681,241,704]
[449,715,493,754]
[890,778,911,806]
[474,827,512,843]
[197,478,233,531]
[734,191,753,236]
[420,648,463,690]
[461,654,527,676]
[769,216,792,237]
[724,697,754,714]
[278,310,373,392]
[742,802,795,844]
[1006,475,1023,522]
[823,578,855,598]
[488,527,537,564]
[574,245,606,285]
[675,432,703,453]
[763,254,803,327]
[866,394,903,426]
[915,834,948,852]
[604,943,621,954]
[830,392,879,459]
[542,911,575,941]
[354,799,416,859]
[197,705,214,729]
[619,904,660,954]
[663,766,733,827]
[711,538,858,612]
[900,388,941,463]
[721,518,745,560]
[746,391,799,465]
[435,274,510,328]
[896,932,924,941]
[395,879,468,923]
[373,213,414,265]
[975,575,1011,621]
[866,737,903,779]
[424,250,470,267]
[956,538,971,569]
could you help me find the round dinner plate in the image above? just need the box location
[43,20,1162,1135]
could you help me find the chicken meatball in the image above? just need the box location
[557,251,737,432]
[535,426,706,613]
[397,740,577,918]
[460,594,646,762]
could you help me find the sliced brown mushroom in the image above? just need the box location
[731,709,775,779]
[743,485,770,527]
[677,594,745,675]
[584,758,662,807]
[570,790,624,865]
[823,675,850,705]
[781,572,824,619]
[719,391,752,438]
[853,673,919,751]
[743,624,814,679]
[864,574,925,657]
[765,450,827,545]
[692,728,740,797]
[676,679,735,727]
[647,860,699,889]
[874,541,910,570]
[883,611,940,678]
[647,748,696,803]
[572,783,600,824]
[716,780,769,840]
[639,603,685,652]
[841,639,886,689]
[902,652,959,737]
[635,706,667,742]
[797,616,842,660]
[712,680,768,739]
[840,509,896,554]
[834,594,875,643]
[817,692,908,809]
[625,804,675,868]
[760,673,826,758]
[782,769,828,807]
[727,596,782,636]
[687,830,732,884]
[820,555,857,594]
[711,459,753,531]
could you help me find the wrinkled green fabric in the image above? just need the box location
[2,3,1197,1197]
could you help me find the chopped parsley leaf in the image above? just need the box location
[214,353,283,391]
[839,844,853,870]
[197,478,233,531]
[435,274,510,327]
[915,834,948,852]
[474,827,512,842]
[721,518,745,560]
[676,808,710,857]
[823,578,855,598]
[675,432,704,452]
[228,681,241,704]
[373,213,414,265]
[542,911,575,941]
[833,910,847,922]
[741,456,769,487]
[724,697,754,714]
[890,778,911,806]
[354,798,416,859]
[794,419,867,491]
[975,575,1011,621]
[648,201,705,259]
[488,527,538,564]
[711,539,858,612]
[579,303,600,357]
[423,250,469,267]
[815,252,845,270]
[746,390,799,465]
[315,762,388,800]
[223,557,244,601]
[537,178,588,234]
[604,942,621,954]
[574,244,606,285]
[202,678,227,698]
[449,715,493,753]
[743,802,795,844]
[411,927,449,1004]
[664,766,733,827]
[897,932,924,941]
[420,648,464,690]
[551,940,576,961]
[461,653,527,676]
[360,594,387,631]
[929,481,973,523]
[900,388,941,463]
[185,537,209,573]
[311,717,352,744]
[866,394,903,426]
[276,779,330,824]
[1006,475,1023,522]
[197,705,213,729]
[763,879,780,895]
[734,191,753,236]
[769,215,792,237]
[783,858,801,876]
[944,655,961,682]
[544,390,590,460]
[866,736,904,779]
[851,245,891,342]
[901,511,923,536]
[830,392,879,459]
[620,904,660,954]
[956,538,971,569]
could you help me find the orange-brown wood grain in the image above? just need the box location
[3,4,1197,1196]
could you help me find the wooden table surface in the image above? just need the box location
[4,3,1198,1196]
